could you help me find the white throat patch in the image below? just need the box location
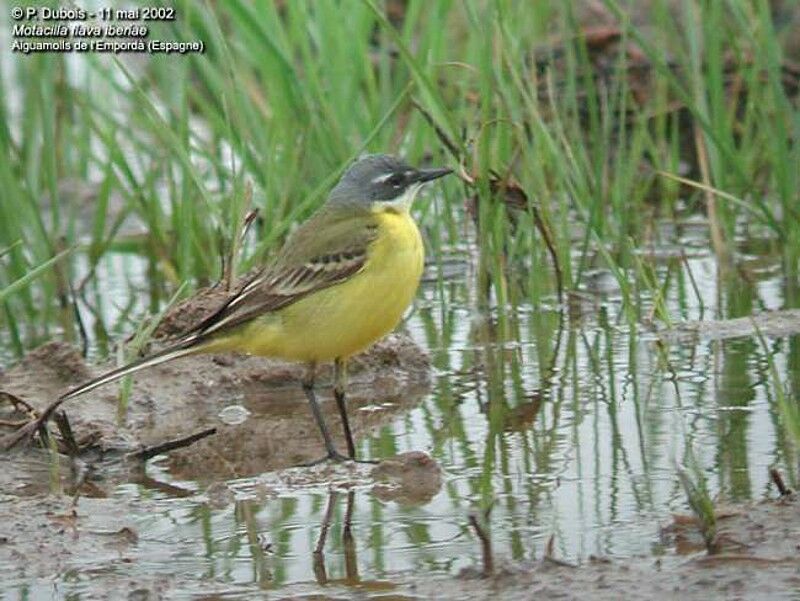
[374,182,423,212]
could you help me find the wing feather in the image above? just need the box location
[183,210,378,340]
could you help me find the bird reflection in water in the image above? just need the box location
[313,489,359,585]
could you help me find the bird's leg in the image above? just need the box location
[342,489,359,583]
[334,357,357,459]
[302,362,347,463]
[334,358,377,464]
[312,489,339,584]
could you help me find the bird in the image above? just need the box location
[18,154,452,463]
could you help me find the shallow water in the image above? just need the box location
[2,222,799,599]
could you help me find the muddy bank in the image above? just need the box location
[407,495,800,601]
[0,332,431,478]
[4,303,800,599]
[0,454,442,595]
[0,332,445,597]
[3,486,798,599]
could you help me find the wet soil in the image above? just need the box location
[0,333,446,597]
[409,496,800,601]
[0,333,431,476]
[3,313,800,598]
[3,483,798,599]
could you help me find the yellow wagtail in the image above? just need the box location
[43,155,452,463]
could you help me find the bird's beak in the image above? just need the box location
[414,167,453,183]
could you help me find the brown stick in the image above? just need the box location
[468,512,494,577]
[1,396,67,450]
[53,411,80,458]
[531,203,564,304]
[693,125,728,262]
[770,467,792,497]
[125,427,216,462]
[0,391,38,417]
[411,99,462,163]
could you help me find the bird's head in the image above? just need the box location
[327,154,452,213]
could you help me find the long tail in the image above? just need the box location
[60,338,202,401]
[1,338,206,451]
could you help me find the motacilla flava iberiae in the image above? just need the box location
[44,155,451,463]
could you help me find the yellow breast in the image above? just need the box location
[234,209,424,362]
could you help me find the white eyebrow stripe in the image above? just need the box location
[371,172,395,184]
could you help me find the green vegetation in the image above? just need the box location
[1,0,798,353]
[1,1,800,575]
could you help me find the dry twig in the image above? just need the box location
[125,427,217,462]
[468,511,494,577]
[770,467,792,497]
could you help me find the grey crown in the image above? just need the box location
[328,154,451,207]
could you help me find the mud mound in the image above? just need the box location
[0,333,432,477]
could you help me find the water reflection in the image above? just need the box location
[313,490,376,589]
[4,234,800,598]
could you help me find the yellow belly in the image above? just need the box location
[213,210,424,363]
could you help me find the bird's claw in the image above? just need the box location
[300,451,349,467]
[299,451,377,467]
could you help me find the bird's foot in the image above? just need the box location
[300,450,351,467]
[299,451,378,467]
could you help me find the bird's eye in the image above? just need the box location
[387,173,404,188]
